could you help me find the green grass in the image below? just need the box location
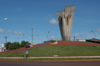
[0,45,100,57]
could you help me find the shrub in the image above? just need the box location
[20,41,29,47]
[25,43,31,48]
[8,42,20,50]
[5,42,12,50]
[51,40,56,43]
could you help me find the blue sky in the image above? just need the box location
[0,0,100,46]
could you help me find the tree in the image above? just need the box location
[8,42,20,50]
[20,41,29,47]
[5,42,11,50]
[8,41,29,51]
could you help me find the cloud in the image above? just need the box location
[73,33,86,40]
[90,29,100,33]
[14,31,23,35]
[49,18,58,24]
[97,29,100,32]
[73,33,80,37]
[0,17,8,22]
[48,14,52,17]
[4,17,8,20]
[8,30,12,33]
[7,30,23,35]
[73,33,85,38]
[51,36,56,40]
[18,8,22,11]
[35,35,39,37]
[0,28,4,33]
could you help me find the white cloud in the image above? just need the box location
[73,33,86,40]
[73,33,80,37]
[4,17,8,20]
[51,36,56,40]
[8,30,13,33]
[14,31,18,34]
[49,18,58,24]
[0,17,8,22]
[14,31,23,35]
[48,14,52,17]
[18,8,22,11]
[97,29,100,32]
[17,32,23,35]
[7,30,23,35]
[73,33,85,37]
[0,28,4,33]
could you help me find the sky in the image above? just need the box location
[0,0,100,46]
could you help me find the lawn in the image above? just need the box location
[0,45,100,57]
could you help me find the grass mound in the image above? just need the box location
[0,45,100,57]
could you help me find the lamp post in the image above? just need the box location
[23,34,24,40]
[4,36,8,51]
[0,18,8,51]
[47,31,50,41]
[31,28,34,44]
[91,30,96,38]
[73,36,75,41]
[4,36,7,45]
[18,38,19,43]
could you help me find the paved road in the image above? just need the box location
[0,61,100,66]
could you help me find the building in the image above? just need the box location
[57,5,75,41]
[0,44,5,52]
[0,48,2,52]
[86,38,100,43]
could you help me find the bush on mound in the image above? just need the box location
[25,43,31,48]
[51,40,56,43]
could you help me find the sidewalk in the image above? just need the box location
[0,56,100,59]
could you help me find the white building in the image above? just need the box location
[0,44,5,52]
[78,39,86,42]
[0,47,2,52]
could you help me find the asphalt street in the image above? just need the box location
[0,61,100,66]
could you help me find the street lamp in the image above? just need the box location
[91,30,96,38]
[18,38,19,43]
[31,28,34,44]
[23,34,25,40]
[4,36,8,51]
[0,18,8,51]
[47,31,50,41]
[73,36,75,41]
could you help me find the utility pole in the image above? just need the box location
[4,36,8,50]
[23,34,25,40]
[91,30,96,38]
[4,36,7,44]
[31,28,34,44]
[18,38,19,43]
[73,36,75,41]
[47,31,50,41]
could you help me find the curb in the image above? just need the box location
[0,60,100,62]
[0,56,100,59]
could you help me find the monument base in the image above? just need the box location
[51,41,58,44]
[30,44,33,47]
